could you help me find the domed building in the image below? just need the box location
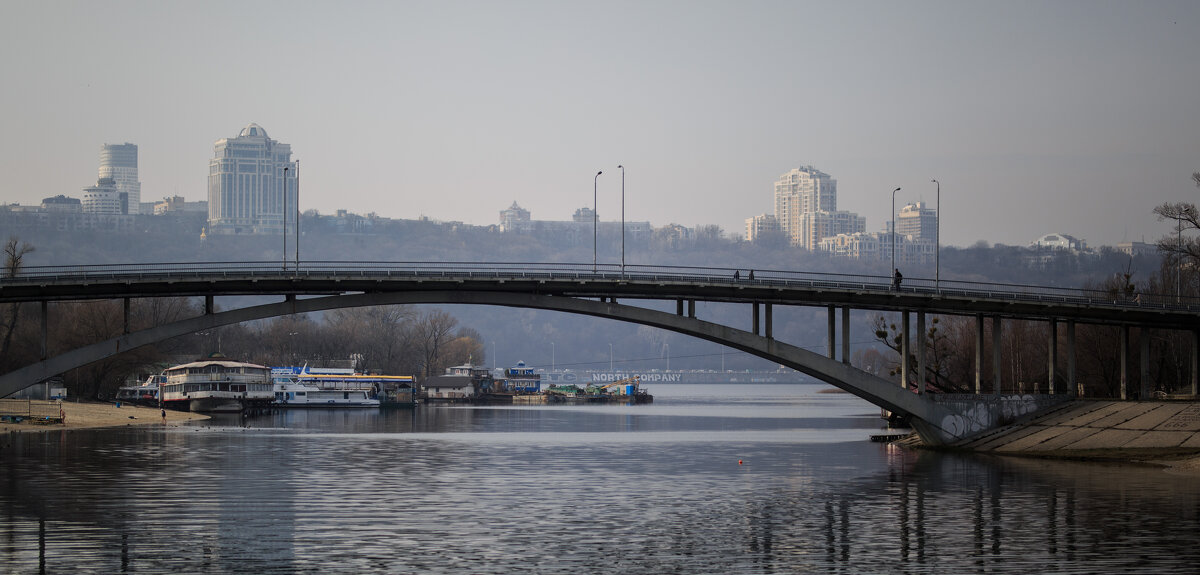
[207,123,297,235]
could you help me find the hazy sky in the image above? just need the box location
[2,0,1197,248]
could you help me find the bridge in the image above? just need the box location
[2,261,1198,445]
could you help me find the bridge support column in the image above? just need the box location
[1048,319,1057,394]
[123,298,131,335]
[676,299,683,316]
[975,315,984,394]
[765,303,773,340]
[827,306,835,360]
[992,316,1002,395]
[917,312,926,394]
[41,301,48,361]
[205,295,214,315]
[1067,320,1077,396]
[901,311,910,391]
[841,306,850,365]
[753,303,760,335]
[1140,328,1151,399]
[687,300,695,319]
[1119,326,1128,400]
[1192,330,1199,396]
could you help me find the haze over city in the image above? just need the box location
[2,0,1197,248]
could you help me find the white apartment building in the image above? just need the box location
[744,213,780,243]
[99,143,141,215]
[81,177,130,215]
[207,123,297,235]
[897,201,937,242]
[772,166,866,250]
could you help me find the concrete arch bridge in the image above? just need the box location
[2,261,1198,446]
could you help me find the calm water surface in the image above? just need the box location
[2,384,1199,574]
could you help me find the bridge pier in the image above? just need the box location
[1120,325,1128,400]
[753,302,760,335]
[975,315,983,394]
[765,303,772,340]
[840,306,849,364]
[1048,319,1057,394]
[827,306,835,360]
[917,312,926,394]
[992,316,1002,395]
[40,301,47,361]
[1067,320,1077,396]
[205,295,214,315]
[901,311,910,391]
[1141,328,1151,399]
[123,298,130,335]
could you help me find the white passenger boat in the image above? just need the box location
[160,358,274,413]
[271,367,405,407]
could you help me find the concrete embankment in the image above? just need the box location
[903,400,1200,472]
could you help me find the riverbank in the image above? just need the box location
[1,400,208,433]
[901,399,1200,474]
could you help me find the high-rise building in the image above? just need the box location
[207,123,296,234]
[773,166,864,250]
[897,201,936,242]
[99,143,141,215]
[744,213,780,243]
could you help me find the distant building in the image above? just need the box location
[153,195,208,215]
[81,177,129,215]
[744,214,780,243]
[772,166,866,249]
[500,201,531,232]
[207,123,297,235]
[1031,233,1087,251]
[898,201,937,242]
[99,143,141,215]
[41,195,82,213]
[1116,241,1155,257]
[819,231,934,265]
[572,207,595,223]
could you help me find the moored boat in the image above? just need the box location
[160,357,274,413]
[271,366,414,407]
[115,373,165,406]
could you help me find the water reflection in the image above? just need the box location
[2,386,1200,573]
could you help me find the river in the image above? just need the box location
[2,383,1198,574]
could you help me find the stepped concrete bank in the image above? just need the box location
[908,401,1200,467]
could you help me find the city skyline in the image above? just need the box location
[1,2,1197,249]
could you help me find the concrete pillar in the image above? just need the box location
[1140,328,1151,399]
[205,295,214,315]
[975,314,984,394]
[841,306,850,365]
[687,300,695,319]
[901,311,910,392]
[40,301,48,361]
[1119,326,1128,400]
[827,306,836,360]
[1192,330,1199,397]
[123,298,131,335]
[992,316,1002,395]
[917,312,927,394]
[752,302,760,335]
[1048,319,1058,395]
[765,303,773,340]
[676,299,683,316]
[1067,320,1077,396]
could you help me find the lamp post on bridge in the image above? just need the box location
[283,166,289,272]
[593,170,602,273]
[891,186,901,287]
[932,178,939,291]
[619,164,626,276]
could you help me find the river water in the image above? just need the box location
[2,384,1199,574]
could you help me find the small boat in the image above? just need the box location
[160,357,274,413]
[115,373,165,406]
[271,367,413,407]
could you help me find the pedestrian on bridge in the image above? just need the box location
[892,269,903,290]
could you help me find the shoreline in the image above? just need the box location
[1,400,209,434]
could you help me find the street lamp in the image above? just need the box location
[891,186,901,286]
[609,343,613,372]
[295,160,300,273]
[593,170,602,273]
[283,166,289,272]
[931,178,940,290]
[619,164,625,276]
[551,342,555,371]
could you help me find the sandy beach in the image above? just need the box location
[0,400,208,434]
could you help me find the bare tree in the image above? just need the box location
[1,237,35,359]
[413,309,459,377]
[1153,172,1200,262]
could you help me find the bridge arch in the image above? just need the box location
[2,291,963,443]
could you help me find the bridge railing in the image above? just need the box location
[6,260,1200,312]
